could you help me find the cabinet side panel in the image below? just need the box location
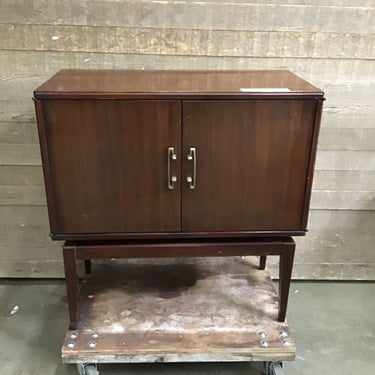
[182,100,315,232]
[34,99,57,234]
[42,100,181,235]
[301,99,324,230]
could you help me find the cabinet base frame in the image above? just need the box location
[63,237,295,330]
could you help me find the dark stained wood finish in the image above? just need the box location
[301,99,324,229]
[84,259,91,274]
[34,70,324,100]
[35,71,323,240]
[34,99,58,231]
[63,245,79,330]
[278,244,295,321]
[42,100,181,234]
[259,256,267,270]
[182,100,316,232]
[51,229,306,241]
[71,237,293,259]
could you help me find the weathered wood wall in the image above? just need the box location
[0,0,374,279]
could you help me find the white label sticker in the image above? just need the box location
[240,88,291,92]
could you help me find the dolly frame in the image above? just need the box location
[76,361,284,375]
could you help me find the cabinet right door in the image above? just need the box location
[182,100,316,232]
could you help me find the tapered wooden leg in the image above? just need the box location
[278,244,295,322]
[84,259,92,274]
[63,246,79,330]
[259,255,267,270]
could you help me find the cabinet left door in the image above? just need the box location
[39,100,181,236]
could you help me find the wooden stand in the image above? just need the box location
[63,238,295,330]
[62,256,296,369]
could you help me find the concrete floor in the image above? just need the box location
[0,280,374,375]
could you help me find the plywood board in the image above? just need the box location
[1,24,374,59]
[322,104,375,129]
[62,257,295,363]
[0,144,41,166]
[322,83,375,106]
[0,165,44,186]
[0,0,373,281]
[316,151,375,171]
[318,128,375,151]
[0,185,46,206]
[1,51,374,84]
[0,122,39,144]
[310,190,375,210]
[1,0,373,33]
[313,170,375,190]
[0,99,36,123]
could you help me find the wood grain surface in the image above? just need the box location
[182,99,315,231]
[42,99,181,234]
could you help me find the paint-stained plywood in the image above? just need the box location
[318,128,375,151]
[313,171,375,191]
[1,51,375,83]
[0,165,44,186]
[0,122,39,144]
[0,0,374,279]
[0,144,41,166]
[1,0,374,33]
[1,24,374,59]
[62,257,295,363]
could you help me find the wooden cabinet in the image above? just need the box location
[35,70,323,239]
[34,70,324,327]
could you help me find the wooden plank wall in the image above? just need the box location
[0,0,374,279]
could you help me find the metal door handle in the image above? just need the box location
[186,147,196,189]
[168,147,177,189]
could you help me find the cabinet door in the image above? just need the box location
[42,100,181,234]
[182,100,316,232]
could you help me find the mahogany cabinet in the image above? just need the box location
[34,70,324,328]
[34,70,323,240]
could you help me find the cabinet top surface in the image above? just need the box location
[34,70,324,99]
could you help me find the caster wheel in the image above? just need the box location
[264,361,284,375]
[76,363,99,375]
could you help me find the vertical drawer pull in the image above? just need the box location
[186,147,196,189]
[168,147,177,189]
